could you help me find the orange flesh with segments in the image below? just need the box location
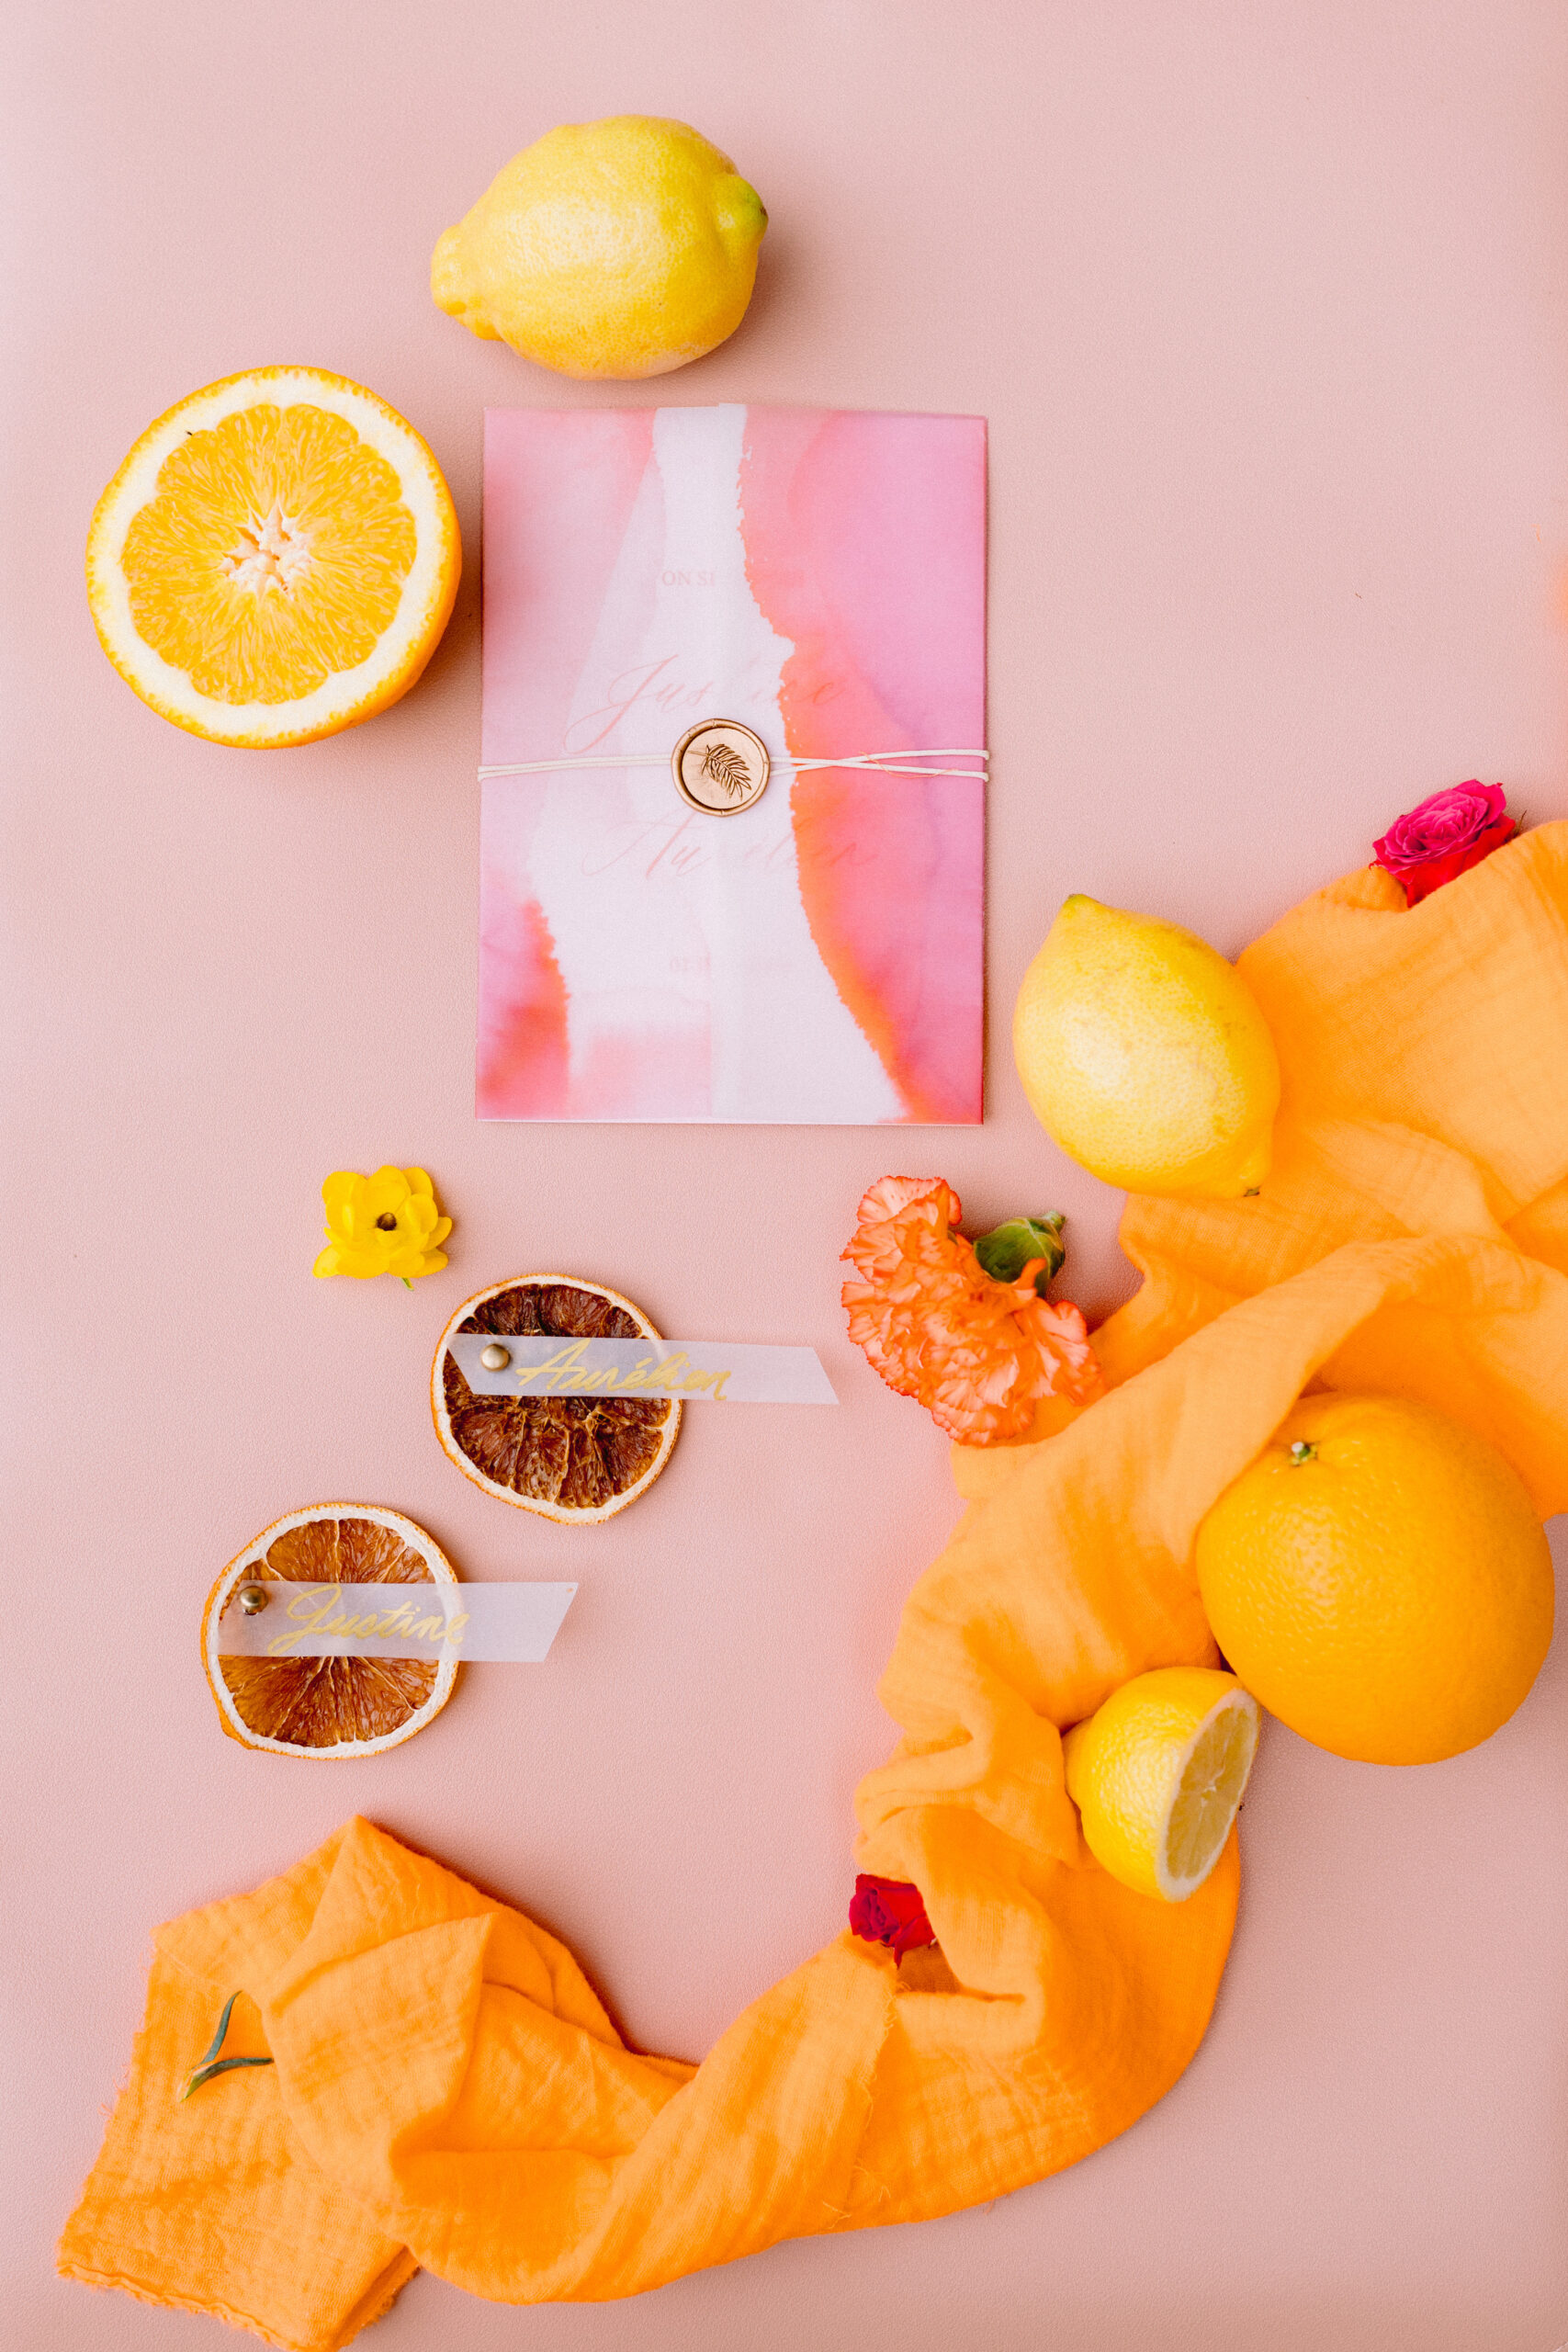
[216,1513,442,1752]
[87,368,459,747]
[123,404,416,706]
[443,1282,675,1514]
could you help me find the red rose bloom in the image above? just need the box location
[1371,783,1516,906]
[849,1873,935,1960]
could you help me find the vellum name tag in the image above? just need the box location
[218,1582,576,1661]
[446,1335,838,1404]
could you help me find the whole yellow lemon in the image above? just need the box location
[432,116,767,379]
[1012,895,1280,1198]
[1196,1394,1553,1765]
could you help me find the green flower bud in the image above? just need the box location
[973,1213,1067,1293]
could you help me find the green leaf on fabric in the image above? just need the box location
[179,1990,275,2102]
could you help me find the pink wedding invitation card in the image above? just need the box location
[478,404,986,1123]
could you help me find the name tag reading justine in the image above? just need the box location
[217,1580,576,1662]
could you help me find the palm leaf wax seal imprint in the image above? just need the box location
[671,719,771,815]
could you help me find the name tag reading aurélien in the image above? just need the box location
[446,1335,838,1405]
[217,1581,576,1662]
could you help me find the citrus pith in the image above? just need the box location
[87,368,459,747]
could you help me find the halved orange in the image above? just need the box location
[201,1503,459,1758]
[86,368,460,748]
[432,1275,681,1524]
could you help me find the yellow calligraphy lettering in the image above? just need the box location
[257,1588,465,1656]
[264,1591,342,1657]
[509,1340,591,1391]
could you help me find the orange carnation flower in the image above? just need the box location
[840,1176,1105,1444]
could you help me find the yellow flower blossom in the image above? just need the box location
[312,1167,452,1283]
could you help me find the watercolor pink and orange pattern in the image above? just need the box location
[479,405,986,1124]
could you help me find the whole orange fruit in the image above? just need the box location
[1195,1393,1552,1765]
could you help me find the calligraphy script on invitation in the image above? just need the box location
[479,402,987,1125]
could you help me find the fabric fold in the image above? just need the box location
[62,824,1568,2346]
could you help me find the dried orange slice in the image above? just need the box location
[200,1504,459,1758]
[86,368,459,748]
[432,1276,681,1524]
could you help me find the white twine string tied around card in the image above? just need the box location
[478,718,989,818]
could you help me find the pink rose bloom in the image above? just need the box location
[1371,783,1515,906]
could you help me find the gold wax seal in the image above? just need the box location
[671,719,770,816]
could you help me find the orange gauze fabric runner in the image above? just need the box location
[61,827,1568,2348]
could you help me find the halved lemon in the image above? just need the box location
[86,368,459,748]
[201,1503,459,1758]
[1063,1667,1260,1903]
[433,1275,681,1524]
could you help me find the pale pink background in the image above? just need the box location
[5,5,1568,2348]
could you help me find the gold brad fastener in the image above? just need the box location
[671,719,771,816]
[237,1584,269,1614]
[479,1342,512,1371]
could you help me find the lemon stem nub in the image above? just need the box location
[974,1214,1067,1292]
[1289,1441,1316,1465]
